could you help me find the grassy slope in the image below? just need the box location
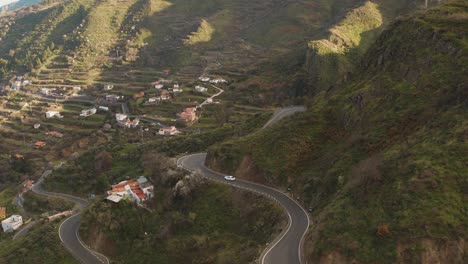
[0,220,77,264]
[207,1,468,262]
[80,184,284,263]
[305,0,416,93]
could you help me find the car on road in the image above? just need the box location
[224,175,236,181]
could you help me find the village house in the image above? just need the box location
[115,113,128,122]
[73,86,81,92]
[34,141,46,148]
[105,94,122,103]
[198,76,210,82]
[106,176,154,204]
[104,84,114,91]
[41,88,53,95]
[178,107,198,122]
[148,97,161,104]
[206,98,213,104]
[210,78,228,84]
[98,106,109,111]
[133,92,145,100]
[160,90,171,101]
[154,83,164,89]
[80,107,97,117]
[11,81,21,90]
[33,123,41,129]
[1,215,23,232]
[132,117,140,128]
[158,126,180,136]
[45,110,63,119]
[46,131,64,138]
[195,85,208,93]
[14,154,24,159]
[0,207,6,220]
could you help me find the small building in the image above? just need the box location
[132,118,140,128]
[41,88,52,95]
[80,108,97,117]
[45,111,63,119]
[116,113,128,122]
[198,76,210,82]
[155,83,164,89]
[160,90,171,101]
[104,84,114,91]
[173,84,180,89]
[1,215,23,232]
[106,94,121,103]
[0,207,6,220]
[210,78,228,84]
[206,98,213,104]
[107,176,154,204]
[148,97,161,104]
[73,86,81,92]
[178,107,198,123]
[34,141,46,148]
[33,123,41,129]
[46,131,64,138]
[14,154,24,159]
[11,81,21,90]
[195,85,208,93]
[158,126,180,136]
[98,106,109,111]
[133,92,145,100]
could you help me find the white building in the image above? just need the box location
[116,113,128,122]
[80,108,97,117]
[195,85,208,93]
[148,97,161,103]
[107,176,154,204]
[98,106,109,111]
[45,111,63,119]
[1,215,23,232]
[198,76,210,82]
[155,84,164,89]
[210,78,228,84]
[158,126,180,135]
[104,84,114,91]
[41,88,52,95]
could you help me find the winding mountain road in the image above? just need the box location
[30,170,109,264]
[178,106,309,264]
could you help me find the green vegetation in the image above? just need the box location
[22,192,74,215]
[208,1,468,262]
[80,152,284,263]
[0,220,77,264]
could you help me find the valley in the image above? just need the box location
[0,0,466,264]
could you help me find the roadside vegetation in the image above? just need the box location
[207,1,468,262]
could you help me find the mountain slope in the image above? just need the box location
[207,1,468,262]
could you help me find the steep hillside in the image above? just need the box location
[305,0,418,94]
[207,1,468,262]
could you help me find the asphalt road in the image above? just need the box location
[30,170,109,264]
[262,106,306,129]
[178,153,310,264]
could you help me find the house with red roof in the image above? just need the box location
[106,176,153,204]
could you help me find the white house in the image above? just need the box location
[210,78,228,84]
[80,108,97,117]
[104,84,114,91]
[1,215,23,232]
[116,113,128,122]
[98,106,109,111]
[173,84,180,89]
[148,97,161,103]
[45,111,63,119]
[198,76,210,82]
[41,88,52,95]
[195,85,208,93]
[155,84,164,89]
[158,126,180,135]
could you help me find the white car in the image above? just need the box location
[224,175,236,181]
